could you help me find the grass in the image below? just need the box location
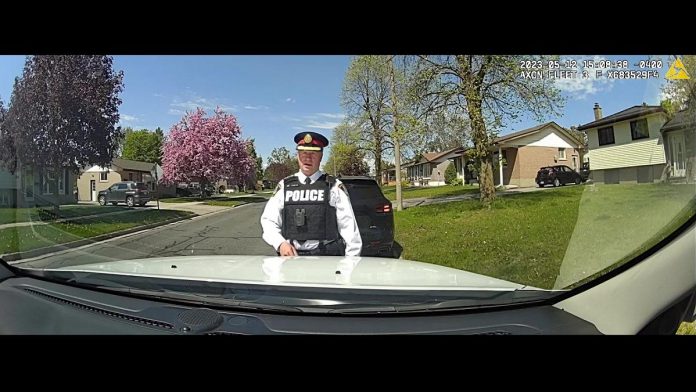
[0,210,192,255]
[555,183,696,289]
[0,205,131,225]
[395,183,696,290]
[677,321,696,335]
[381,184,479,201]
[395,186,583,289]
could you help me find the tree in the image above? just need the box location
[161,108,253,195]
[2,56,124,207]
[0,97,11,172]
[341,56,393,185]
[264,146,299,182]
[413,55,564,207]
[323,122,369,176]
[121,127,164,164]
[661,55,696,110]
[243,138,263,191]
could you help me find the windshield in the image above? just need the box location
[0,55,694,319]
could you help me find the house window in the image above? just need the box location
[58,168,65,195]
[24,167,34,199]
[558,148,566,160]
[100,171,108,181]
[598,126,615,146]
[43,169,54,195]
[630,118,649,140]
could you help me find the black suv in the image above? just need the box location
[338,176,395,257]
[98,181,151,207]
[535,165,584,187]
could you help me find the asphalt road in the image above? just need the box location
[18,202,275,269]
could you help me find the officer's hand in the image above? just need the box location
[279,241,298,257]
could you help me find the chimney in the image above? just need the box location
[593,103,602,120]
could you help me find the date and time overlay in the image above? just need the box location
[519,57,690,81]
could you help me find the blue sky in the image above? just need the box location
[0,55,674,166]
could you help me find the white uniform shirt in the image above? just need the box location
[260,171,362,256]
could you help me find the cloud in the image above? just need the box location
[120,114,138,122]
[285,97,296,103]
[316,113,345,119]
[153,93,164,98]
[169,93,237,115]
[553,55,616,99]
[243,105,269,110]
[305,120,341,130]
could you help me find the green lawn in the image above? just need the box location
[0,210,192,255]
[382,185,479,201]
[0,205,131,225]
[395,184,696,290]
[678,321,696,335]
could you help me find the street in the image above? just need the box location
[17,202,275,269]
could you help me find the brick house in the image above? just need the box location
[491,122,585,188]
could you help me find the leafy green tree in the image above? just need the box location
[122,127,164,164]
[413,55,564,206]
[265,146,299,182]
[3,56,124,210]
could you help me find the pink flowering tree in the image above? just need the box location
[161,108,253,196]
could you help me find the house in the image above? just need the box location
[404,147,472,186]
[578,103,668,184]
[0,164,78,208]
[661,108,695,182]
[491,122,584,188]
[77,158,175,202]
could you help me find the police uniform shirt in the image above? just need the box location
[260,170,362,256]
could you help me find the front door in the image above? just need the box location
[90,180,96,201]
[669,132,686,178]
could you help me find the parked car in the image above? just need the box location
[338,176,395,257]
[535,165,583,187]
[98,181,151,207]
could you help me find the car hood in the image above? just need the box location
[43,255,528,291]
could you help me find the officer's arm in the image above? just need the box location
[260,182,288,251]
[331,181,362,256]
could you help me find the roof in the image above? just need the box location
[111,158,156,172]
[661,109,696,133]
[403,146,466,168]
[493,121,583,146]
[577,105,665,130]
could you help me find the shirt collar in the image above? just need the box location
[297,170,323,184]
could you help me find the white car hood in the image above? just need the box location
[44,255,527,291]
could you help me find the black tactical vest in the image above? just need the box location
[281,174,339,241]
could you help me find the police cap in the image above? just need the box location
[294,132,329,151]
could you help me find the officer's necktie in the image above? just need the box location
[305,177,311,185]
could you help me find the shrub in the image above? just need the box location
[444,163,458,184]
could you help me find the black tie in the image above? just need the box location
[305,177,311,185]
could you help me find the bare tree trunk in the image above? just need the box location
[389,57,403,211]
[478,156,495,207]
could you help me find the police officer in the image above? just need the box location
[260,131,362,256]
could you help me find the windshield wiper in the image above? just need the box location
[97,286,305,313]
[328,290,558,314]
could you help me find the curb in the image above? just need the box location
[2,212,195,263]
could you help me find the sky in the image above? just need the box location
[0,55,676,167]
